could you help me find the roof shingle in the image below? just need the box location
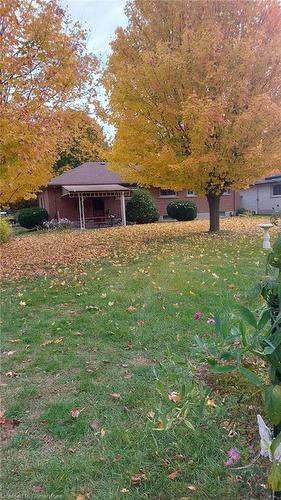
[49,162,125,186]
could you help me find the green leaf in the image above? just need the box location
[264,385,281,425]
[263,345,276,355]
[238,320,247,347]
[184,420,195,431]
[237,305,257,329]
[239,367,263,386]
[210,364,236,374]
[155,380,167,398]
[268,463,281,491]
[257,309,270,331]
[271,433,281,458]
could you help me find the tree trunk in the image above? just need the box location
[207,193,221,232]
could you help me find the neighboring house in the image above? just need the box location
[38,161,239,228]
[240,174,281,214]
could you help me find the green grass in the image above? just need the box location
[1,230,270,499]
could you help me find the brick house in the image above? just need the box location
[38,161,239,228]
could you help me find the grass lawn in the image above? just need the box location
[1,218,276,499]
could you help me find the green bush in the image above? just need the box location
[126,189,159,224]
[0,217,11,244]
[167,200,197,221]
[18,207,49,229]
[236,207,247,216]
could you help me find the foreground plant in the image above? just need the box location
[197,235,281,494]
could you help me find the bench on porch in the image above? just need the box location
[83,216,121,228]
[85,216,110,228]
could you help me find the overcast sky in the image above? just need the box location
[61,0,127,61]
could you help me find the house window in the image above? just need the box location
[222,191,231,196]
[159,189,178,197]
[272,184,281,197]
[186,190,196,197]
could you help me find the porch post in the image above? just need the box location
[78,194,83,229]
[81,194,85,229]
[120,192,126,226]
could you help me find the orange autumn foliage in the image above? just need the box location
[53,109,106,174]
[0,0,97,204]
[103,0,281,231]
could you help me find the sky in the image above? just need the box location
[61,0,127,59]
[60,0,128,137]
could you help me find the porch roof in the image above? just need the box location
[62,184,131,195]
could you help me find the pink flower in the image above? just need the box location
[224,448,240,466]
[207,317,215,325]
[194,311,202,320]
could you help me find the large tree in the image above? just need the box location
[103,0,281,231]
[53,109,106,173]
[0,0,97,204]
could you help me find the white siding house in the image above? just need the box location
[240,174,281,214]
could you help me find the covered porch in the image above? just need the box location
[62,184,131,229]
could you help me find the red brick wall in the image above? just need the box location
[149,188,238,217]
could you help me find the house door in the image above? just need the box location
[92,198,105,216]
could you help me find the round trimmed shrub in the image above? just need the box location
[236,207,247,216]
[18,207,48,229]
[0,217,11,244]
[167,200,197,221]
[126,189,159,224]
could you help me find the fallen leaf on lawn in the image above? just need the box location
[0,417,21,428]
[127,306,136,313]
[168,391,181,403]
[2,351,17,356]
[187,485,196,491]
[73,332,84,336]
[9,339,21,343]
[41,339,53,347]
[173,453,187,461]
[206,398,218,408]
[154,421,165,430]
[53,338,63,344]
[32,485,44,493]
[137,320,145,326]
[131,471,147,486]
[108,301,114,306]
[111,393,121,400]
[19,301,26,306]
[5,371,20,378]
[71,408,83,419]
[125,341,133,350]
[113,454,121,462]
[146,410,155,419]
[89,420,100,431]
[168,470,181,480]
[161,458,170,468]
[121,488,129,493]
[100,428,106,437]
